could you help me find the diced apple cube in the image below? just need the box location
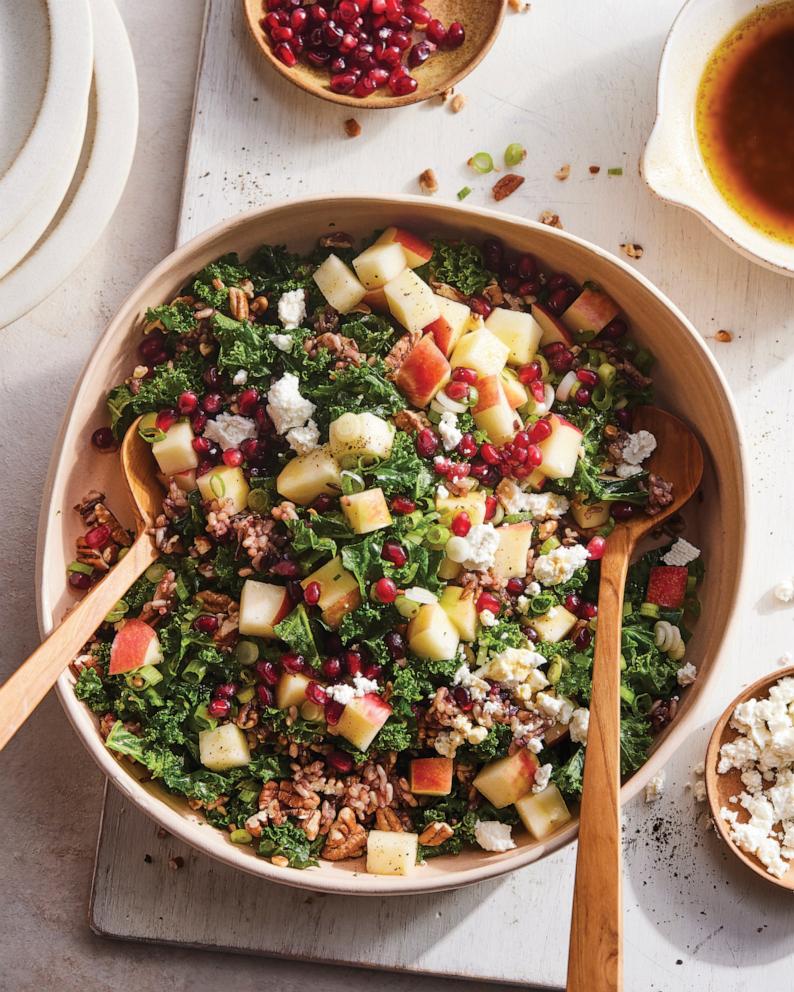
[199,723,251,772]
[424,296,471,357]
[313,253,367,314]
[473,375,521,446]
[239,580,291,638]
[108,619,163,675]
[384,268,440,334]
[561,286,620,335]
[407,602,460,661]
[500,372,529,410]
[276,444,342,505]
[152,421,199,477]
[438,556,463,581]
[439,585,478,641]
[570,496,610,529]
[410,757,453,796]
[301,555,361,627]
[329,412,394,467]
[493,522,534,578]
[197,465,250,514]
[352,241,407,290]
[375,226,433,268]
[435,489,487,526]
[485,308,543,366]
[532,302,575,347]
[515,783,572,839]
[473,750,540,808]
[341,488,393,534]
[528,605,578,643]
[173,468,198,493]
[394,334,451,408]
[537,415,583,480]
[336,692,392,750]
[450,329,510,378]
[276,672,311,709]
[366,829,419,876]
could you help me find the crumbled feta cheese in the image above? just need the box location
[445,523,500,571]
[533,543,590,586]
[277,288,306,329]
[662,538,701,567]
[434,730,464,758]
[532,763,553,793]
[266,372,316,434]
[482,647,544,685]
[569,707,589,746]
[779,651,793,667]
[526,736,544,754]
[526,581,540,596]
[516,595,530,615]
[269,332,294,352]
[535,692,573,725]
[452,664,490,702]
[325,673,379,705]
[615,463,642,479]
[622,430,656,465]
[232,369,248,386]
[202,413,257,451]
[286,419,320,456]
[693,780,707,802]
[479,609,497,627]
[495,479,569,519]
[438,412,463,452]
[474,820,516,852]
[676,662,697,687]
[644,770,666,803]
[467,725,489,745]
[436,484,450,499]
[774,578,794,603]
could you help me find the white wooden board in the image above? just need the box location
[92,0,794,988]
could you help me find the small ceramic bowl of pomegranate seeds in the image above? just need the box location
[242,0,507,107]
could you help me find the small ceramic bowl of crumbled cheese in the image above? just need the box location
[706,666,794,889]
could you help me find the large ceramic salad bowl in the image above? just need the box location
[36,195,746,894]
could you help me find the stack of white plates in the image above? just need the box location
[0,0,138,328]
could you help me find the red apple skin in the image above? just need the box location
[424,315,454,356]
[561,287,620,334]
[472,374,503,413]
[358,692,393,726]
[395,334,451,407]
[379,226,433,267]
[109,619,161,675]
[501,374,528,410]
[532,302,575,347]
[554,414,583,435]
[271,589,292,628]
[410,757,454,796]
[363,287,389,313]
[516,748,540,782]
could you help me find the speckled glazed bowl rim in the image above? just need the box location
[37,194,748,895]
[641,0,794,276]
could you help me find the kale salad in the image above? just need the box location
[71,225,703,874]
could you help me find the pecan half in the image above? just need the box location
[419,821,454,846]
[321,806,367,861]
[493,174,525,201]
[375,808,404,832]
[228,286,250,321]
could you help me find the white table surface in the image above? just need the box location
[3,1,794,990]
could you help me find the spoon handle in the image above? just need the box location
[567,528,630,992]
[0,535,158,752]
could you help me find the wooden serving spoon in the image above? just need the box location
[566,407,704,992]
[0,418,161,752]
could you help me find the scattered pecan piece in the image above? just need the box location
[344,118,361,138]
[419,168,439,195]
[715,329,733,343]
[228,286,249,321]
[375,808,404,832]
[319,231,355,250]
[450,93,466,113]
[539,210,563,229]
[384,329,421,374]
[321,807,367,861]
[493,173,525,201]
[620,242,644,260]
[508,0,530,10]
[393,409,431,434]
[555,163,571,181]
[419,821,454,846]
[589,164,601,174]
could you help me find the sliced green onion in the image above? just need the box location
[125,664,163,690]
[504,142,526,167]
[192,703,218,731]
[426,408,442,425]
[608,167,623,176]
[619,654,627,671]
[619,684,635,704]
[105,600,129,624]
[546,657,563,684]
[469,151,494,174]
[238,668,256,686]
[639,601,660,619]
[457,186,472,200]
[530,592,555,615]
[613,396,629,411]
[67,560,94,576]
[686,575,698,593]
[138,424,166,444]
[182,659,207,684]
[425,523,450,549]
[341,470,366,495]
[535,354,550,380]
[622,602,633,618]
[235,640,259,666]
[236,686,256,704]
[597,362,617,389]
[467,386,479,408]
[591,384,613,411]
[394,595,421,619]
[300,700,326,723]
[145,562,168,584]
[229,829,253,845]
[598,517,616,538]
[209,474,226,498]
[247,489,271,515]
[539,536,560,555]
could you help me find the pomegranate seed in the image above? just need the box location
[513,431,530,449]
[238,387,259,414]
[196,459,215,477]
[520,279,541,296]
[452,366,478,385]
[529,419,552,444]
[444,20,465,48]
[191,411,207,433]
[574,386,592,406]
[407,40,434,67]
[517,362,541,385]
[194,615,219,634]
[517,254,537,279]
[271,25,294,42]
[511,446,528,465]
[502,274,520,293]
[240,438,260,461]
[451,511,471,537]
[222,448,244,467]
[330,54,348,72]
[271,558,300,578]
[433,456,451,475]
[565,593,582,614]
[326,748,354,772]
[364,662,383,680]
[484,495,498,520]
[457,434,478,459]
[192,436,211,455]
[530,381,546,402]
[374,577,398,603]
[391,30,411,49]
[586,535,607,560]
[526,444,543,467]
[91,427,117,452]
[306,681,327,706]
[445,380,469,402]
[306,48,331,66]
[325,699,345,725]
[453,686,473,711]
[275,42,297,66]
[255,659,280,685]
[155,409,178,432]
[513,463,532,480]
[390,495,416,515]
[548,287,576,315]
[416,428,439,458]
[214,682,238,699]
[573,627,592,650]
[323,20,344,46]
[405,2,430,25]
[176,390,199,415]
[304,580,322,606]
[612,502,636,520]
[547,348,574,374]
[312,493,334,513]
[469,295,492,318]
[384,0,404,22]
[601,317,628,340]
[425,17,446,43]
[369,66,390,86]
[139,332,165,360]
[477,591,501,614]
[207,698,231,718]
[203,366,220,388]
[615,409,633,429]
[579,601,598,620]
[322,656,342,679]
[309,4,329,23]
[340,33,359,55]
[371,0,387,12]
[354,73,378,97]
[344,650,363,675]
[330,70,358,92]
[381,540,408,567]
[389,70,417,95]
[202,393,223,414]
[256,684,274,707]
[482,237,504,269]
[547,273,570,292]
[352,43,374,65]
[338,0,360,21]
[506,578,524,596]
[281,652,304,673]
[480,442,502,465]
[385,631,406,659]
[69,571,92,590]
[290,7,307,30]
[85,525,111,549]
[577,368,599,387]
